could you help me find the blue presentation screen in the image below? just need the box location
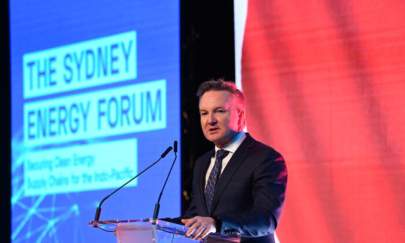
[10,1,180,242]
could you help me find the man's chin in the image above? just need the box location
[205,134,222,144]
[207,137,231,148]
[205,132,238,147]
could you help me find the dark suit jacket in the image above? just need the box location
[184,134,287,243]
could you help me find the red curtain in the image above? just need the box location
[241,1,405,242]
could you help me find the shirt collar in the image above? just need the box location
[214,132,246,155]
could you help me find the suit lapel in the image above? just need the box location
[210,135,255,213]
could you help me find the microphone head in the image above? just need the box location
[160,146,173,158]
[174,140,178,153]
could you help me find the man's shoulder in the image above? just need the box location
[245,134,283,160]
[247,136,287,178]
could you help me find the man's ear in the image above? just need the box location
[237,108,246,131]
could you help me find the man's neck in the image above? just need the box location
[215,132,246,150]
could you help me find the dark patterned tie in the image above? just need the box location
[205,149,229,213]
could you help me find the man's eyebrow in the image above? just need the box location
[214,106,228,110]
[199,106,227,112]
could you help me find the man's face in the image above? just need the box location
[199,90,244,147]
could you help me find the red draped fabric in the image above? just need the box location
[241,0,405,242]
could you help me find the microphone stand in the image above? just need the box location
[152,141,178,224]
[92,146,173,226]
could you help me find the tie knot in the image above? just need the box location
[216,149,229,160]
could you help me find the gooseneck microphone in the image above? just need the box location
[152,140,178,223]
[173,140,178,153]
[93,145,173,225]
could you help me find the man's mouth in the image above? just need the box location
[208,127,219,133]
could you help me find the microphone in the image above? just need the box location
[92,145,173,226]
[152,140,178,223]
[161,146,173,158]
[173,140,178,153]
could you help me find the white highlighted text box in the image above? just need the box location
[23,31,137,99]
[24,80,166,146]
[24,139,138,196]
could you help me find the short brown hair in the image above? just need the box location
[196,79,245,103]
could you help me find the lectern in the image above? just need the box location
[91,219,240,243]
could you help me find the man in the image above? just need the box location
[182,80,287,243]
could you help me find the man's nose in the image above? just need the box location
[207,113,217,124]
